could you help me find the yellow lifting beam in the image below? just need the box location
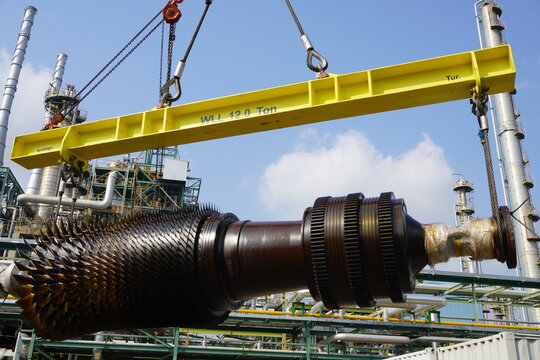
[11,45,515,170]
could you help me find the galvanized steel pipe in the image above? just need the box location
[318,333,411,345]
[18,171,118,211]
[26,53,68,202]
[478,1,540,322]
[0,6,37,166]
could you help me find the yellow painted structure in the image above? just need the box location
[11,45,515,170]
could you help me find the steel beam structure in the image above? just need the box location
[11,46,515,171]
[15,310,539,360]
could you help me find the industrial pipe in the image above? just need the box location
[11,192,516,340]
[478,0,540,323]
[411,336,470,344]
[25,54,67,218]
[0,6,37,166]
[17,171,118,211]
[318,333,411,345]
[369,294,447,319]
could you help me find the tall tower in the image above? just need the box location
[453,175,479,273]
[476,1,540,321]
[25,54,68,198]
[0,6,37,166]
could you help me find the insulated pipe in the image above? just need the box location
[24,168,42,196]
[318,333,411,345]
[0,262,18,298]
[286,290,311,311]
[36,53,68,218]
[478,1,540,322]
[376,294,447,308]
[26,54,68,201]
[18,171,118,211]
[12,192,516,340]
[369,295,447,318]
[0,6,37,166]
[411,336,469,344]
[36,166,61,218]
[310,301,324,314]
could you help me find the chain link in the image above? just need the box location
[159,21,165,102]
[81,20,165,106]
[79,10,162,98]
[63,11,163,116]
[166,23,177,82]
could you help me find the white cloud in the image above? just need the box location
[517,79,540,90]
[258,129,456,224]
[0,48,52,189]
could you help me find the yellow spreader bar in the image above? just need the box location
[11,45,515,170]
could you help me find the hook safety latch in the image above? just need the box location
[300,34,328,73]
[160,60,185,106]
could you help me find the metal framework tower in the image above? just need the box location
[0,6,37,166]
[453,175,478,273]
[476,0,540,321]
[36,55,69,219]
[25,54,68,197]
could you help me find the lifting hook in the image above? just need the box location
[160,61,184,107]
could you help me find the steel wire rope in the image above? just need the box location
[482,130,501,216]
[284,0,306,35]
[181,1,213,64]
[283,0,328,72]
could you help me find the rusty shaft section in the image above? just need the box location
[13,192,516,340]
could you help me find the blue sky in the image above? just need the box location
[1,1,539,273]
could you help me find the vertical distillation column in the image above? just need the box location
[477,1,540,320]
[25,54,68,198]
[453,177,477,273]
[0,6,37,166]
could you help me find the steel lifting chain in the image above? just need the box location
[284,0,329,75]
[63,10,164,117]
[166,22,177,82]
[159,22,165,101]
[471,87,499,216]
